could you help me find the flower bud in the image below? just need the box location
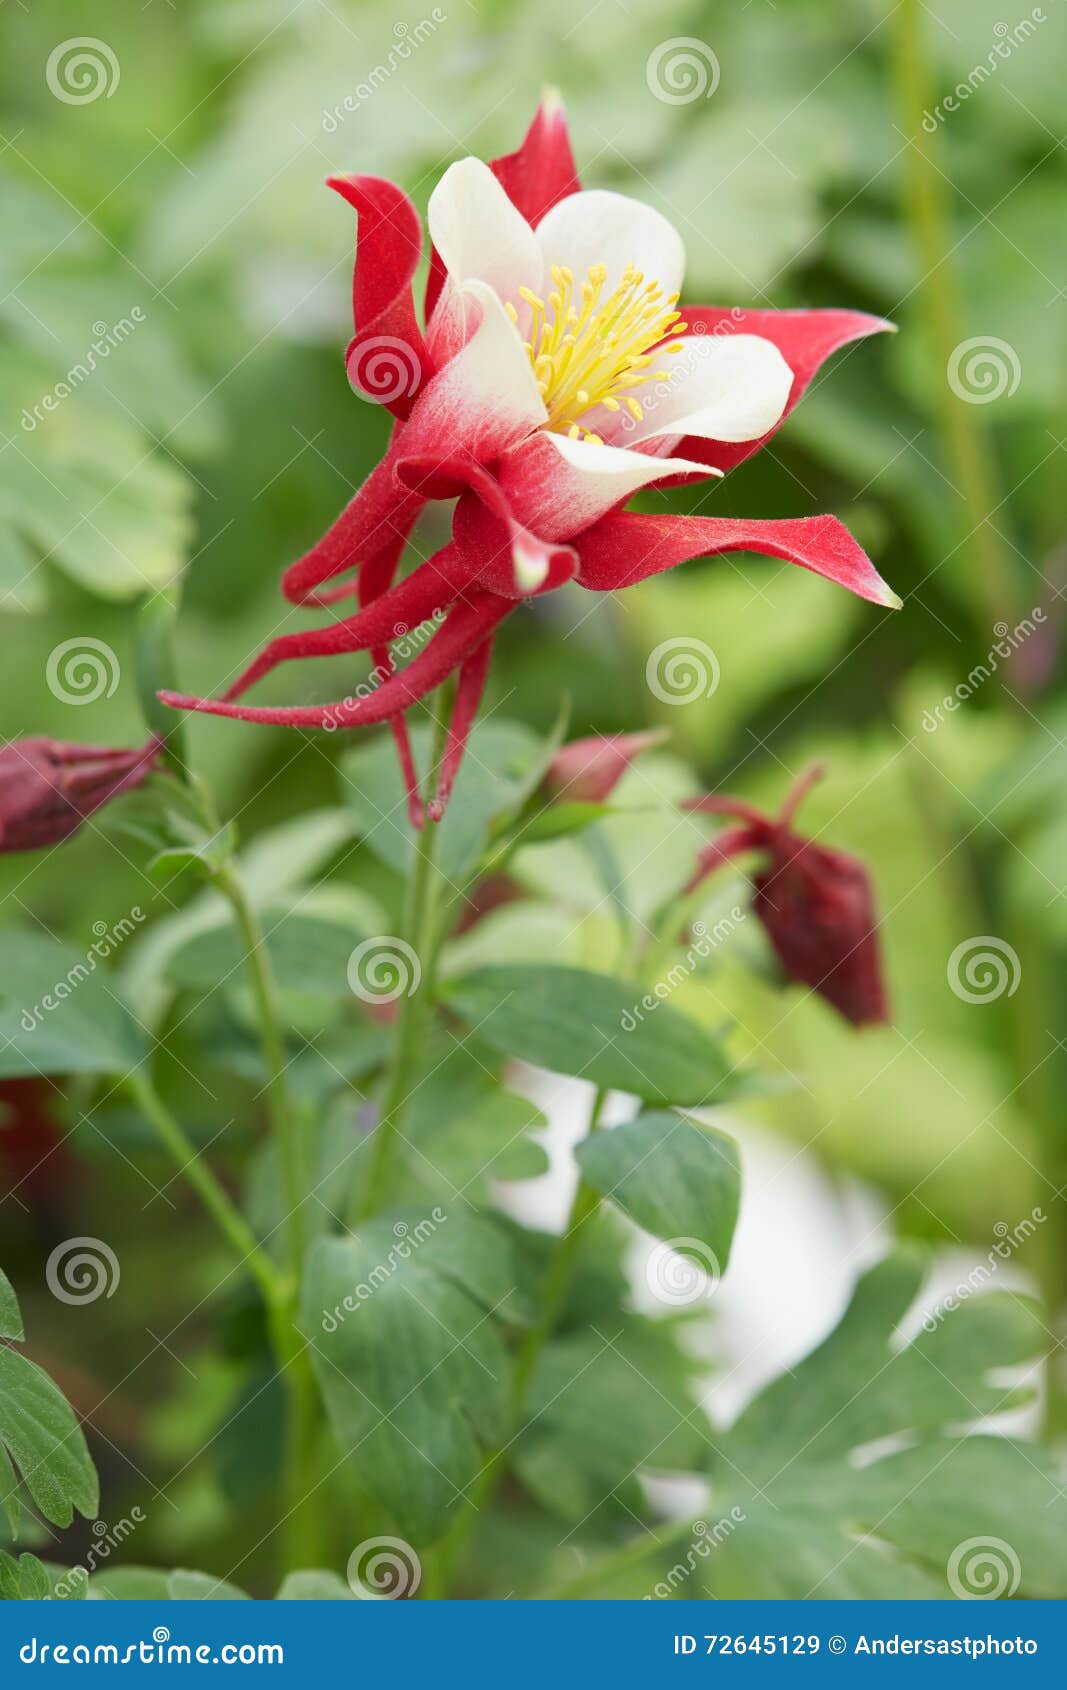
[684,766,889,1026]
[0,737,159,854]
[544,729,668,804]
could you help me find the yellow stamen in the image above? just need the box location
[511,259,686,444]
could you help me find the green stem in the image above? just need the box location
[891,0,1018,627]
[216,863,307,1283]
[213,860,320,1573]
[354,704,450,1223]
[146,769,322,1569]
[125,1071,278,1302]
[427,1089,609,1597]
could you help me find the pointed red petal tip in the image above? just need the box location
[488,87,581,226]
[577,510,901,610]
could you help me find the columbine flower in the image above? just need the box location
[0,737,158,853]
[684,766,889,1026]
[544,729,668,804]
[161,96,900,820]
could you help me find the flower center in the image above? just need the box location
[506,263,687,443]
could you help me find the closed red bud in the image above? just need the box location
[0,737,159,854]
[544,729,668,804]
[684,765,889,1027]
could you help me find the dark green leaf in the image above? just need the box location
[0,1273,23,1343]
[302,1220,514,1541]
[342,720,551,886]
[704,1253,1067,1599]
[445,967,736,1106]
[576,1111,740,1270]
[0,1349,98,1529]
[0,930,144,1079]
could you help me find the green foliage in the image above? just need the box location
[302,1217,527,1541]
[705,1253,1067,1599]
[576,1112,740,1265]
[0,1271,99,1536]
[446,966,738,1106]
[0,930,144,1079]
[2,0,1063,1608]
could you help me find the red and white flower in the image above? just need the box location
[162,96,900,822]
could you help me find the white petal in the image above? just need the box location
[403,282,546,463]
[535,189,685,299]
[428,157,543,302]
[627,333,793,446]
[499,430,719,542]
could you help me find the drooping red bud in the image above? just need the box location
[683,765,889,1027]
[0,737,159,854]
[544,729,668,804]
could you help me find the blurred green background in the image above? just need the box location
[2,0,1065,1587]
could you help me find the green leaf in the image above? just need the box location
[0,1349,98,1530]
[275,1569,354,1599]
[517,1322,707,1526]
[342,719,551,886]
[445,966,736,1106]
[166,907,369,998]
[120,808,357,1028]
[88,1566,173,1601]
[0,1273,23,1343]
[166,1569,252,1600]
[0,345,196,604]
[0,1550,51,1601]
[575,1112,740,1270]
[513,801,616,846]
[0,930,144,1080]
[702,1252,1067,1599]
[395,1043,549,1203]
[302,1219,516,1541]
